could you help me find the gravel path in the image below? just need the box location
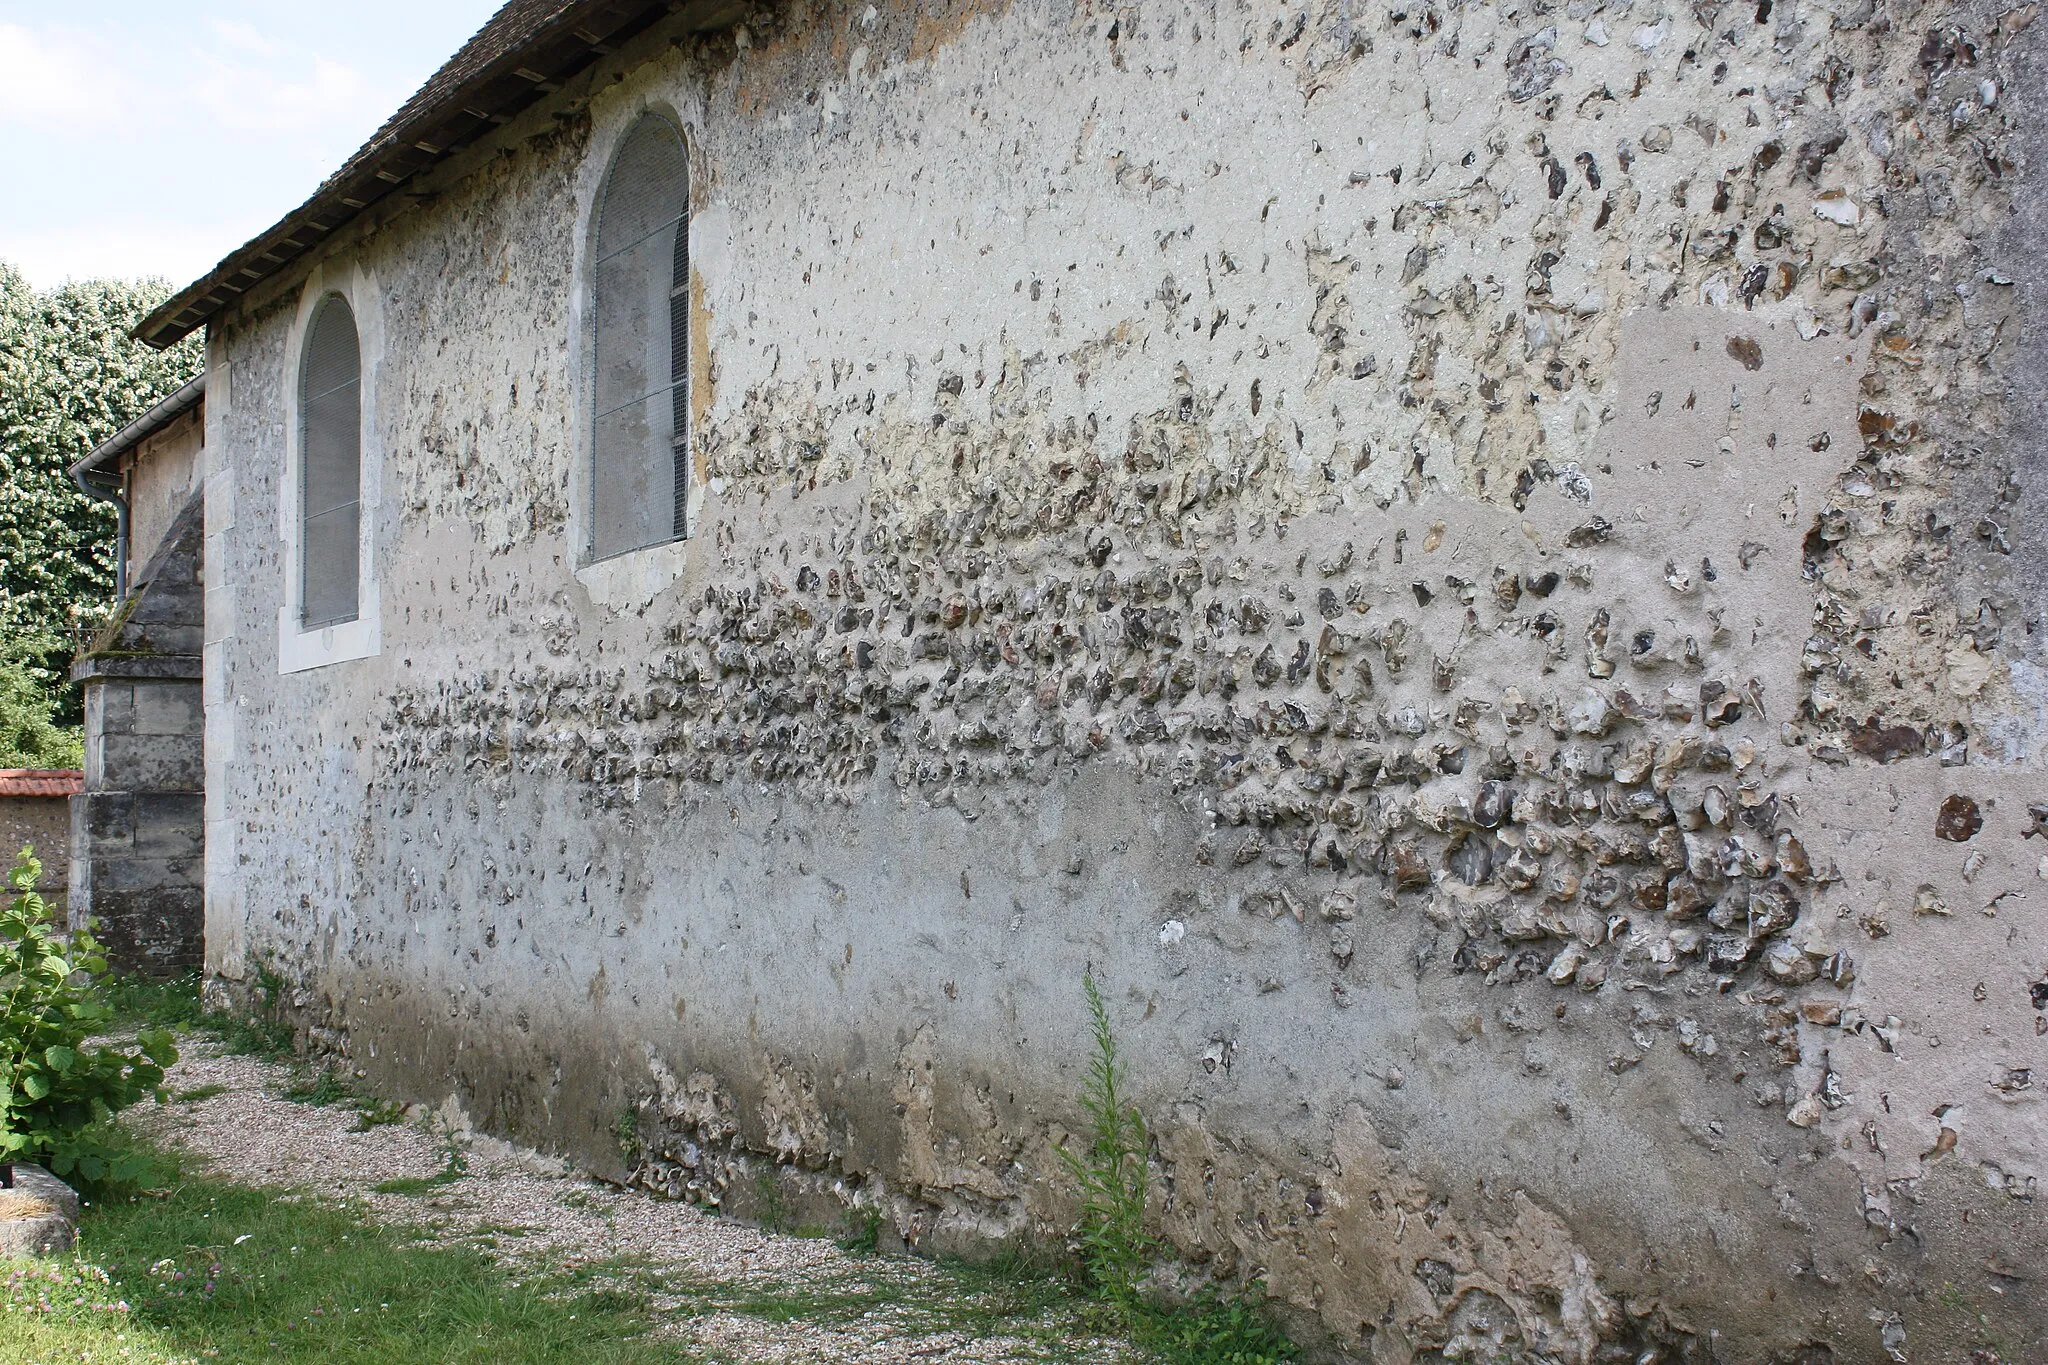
[123,1040,1117,1363]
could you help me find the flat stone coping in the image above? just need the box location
[71,653,202,683]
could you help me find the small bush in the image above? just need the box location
[0,847,177,1189]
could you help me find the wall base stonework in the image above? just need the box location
[71,491,205,976]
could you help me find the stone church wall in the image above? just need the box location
[201,3,2048,1358]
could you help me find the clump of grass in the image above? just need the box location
[281,1065,352,1108]
[369,1171,464,1198]
[1059,970,1300,1364]
[836,1204,884,1255]
[172,1084,228,1104]
[101,970,296,1061]
[98,972,207,1031]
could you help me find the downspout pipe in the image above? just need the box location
[72,464,130,600]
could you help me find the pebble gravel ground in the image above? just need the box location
[122,1040,1120,1364]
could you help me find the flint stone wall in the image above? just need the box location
[202,2,2048,1359]
[0,794,70,906]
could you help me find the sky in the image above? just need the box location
[0,1,504,290]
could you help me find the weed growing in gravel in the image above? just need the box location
[171,1084,228,1104]
[281,1065,351,1108]
[434,1120,471,1180]
[836,1204,885,1255]
[353,1097,408,1130]
[1059,971,1300,1365]
[375,1120,471,1197]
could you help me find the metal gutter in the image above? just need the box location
[70,374,206,482]
[69,373,205,599]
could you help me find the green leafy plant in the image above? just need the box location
[1133,1281,1300,1365]
[0,847,176,1188]
[1056,970,1155,1308]
[613,1104,641,1163]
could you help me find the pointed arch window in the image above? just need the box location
[591,112,691,561]
[298,293,361,629]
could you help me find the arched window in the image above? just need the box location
[591,112,691,561]
[299,293,361,629]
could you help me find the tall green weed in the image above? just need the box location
[1059,970,1299,1364]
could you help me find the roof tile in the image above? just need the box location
[0,770,85,798]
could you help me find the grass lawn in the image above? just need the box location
[2,1173,675,1364]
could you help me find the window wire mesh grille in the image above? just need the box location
[591,113,690,562]
[299,294,361,630]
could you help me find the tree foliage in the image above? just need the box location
[0,654,83,769]
[0,261,202,712]
[0,849,177,1189]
